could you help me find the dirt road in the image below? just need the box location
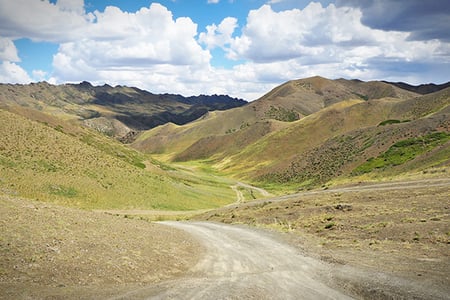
[114,222,352,299]
[242,177,450,206]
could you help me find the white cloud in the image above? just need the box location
[225,3,383,62]
[219,3,449,88]
[0,1,449,101]
[207,0,220,3]
[32,69,48,81]
[56,0,85,14]
[199,17,238,49]
[0,61,32,83]
[0,37,19,62]
[0,0,92,42]
[51,3,211,83]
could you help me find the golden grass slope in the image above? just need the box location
[135,85,449,192]
[132,107,267,159]
[220,89,450,188]
[0,109,235,210]
[133,77,419,162]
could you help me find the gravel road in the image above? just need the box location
[114,222,353,299]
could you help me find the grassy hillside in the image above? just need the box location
[133,83,449,193]
[0,81,246,142]
[134,77,418,162]
[215,98,393,179]
[221,89,450,190]
[132,106,268,159]
[0,109,235,210]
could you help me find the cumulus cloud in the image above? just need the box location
[0,37,19,62]
[0,0,92,42]
[51,3,211,86]
[0,61,32,83]
[80,4,207,65]
[0,0,449,100]
[207,2,449,89]
[225,3,389,62]
[199,17,238,49]
[336,0,450,42]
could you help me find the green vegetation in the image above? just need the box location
[0,109,235,210]
[378,119,410,126]
[265,106,299,122]
[353,93,369,101]
[353,132,450,175]
[48,184,78,198]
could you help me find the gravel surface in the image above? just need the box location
[115,221,353,299]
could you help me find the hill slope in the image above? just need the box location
[133,77,449,191]
[0,195,200,299]
[217,90,449,189]
[0,108,235,210]
[133,76,419,159]
[0,81,246,142]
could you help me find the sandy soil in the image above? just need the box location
[112,221,353,299]
[0,195,202,299]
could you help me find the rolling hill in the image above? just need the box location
[0,108,235,210]
[1,76,449,200]
[133,77,450,191]
[132,76,418,158]
[0,81,246,142]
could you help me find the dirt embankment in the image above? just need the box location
[0,195,202,299]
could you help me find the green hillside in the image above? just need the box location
[132,78,449,193]
[1,78,448,206]
[133,77,418,161]
[0,109,235,210]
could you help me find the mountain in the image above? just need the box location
[134,77,449,191]
[0,81,246,142]
[383,81,450,95]
[132,76,418,159]
[0,107,235,210]
[1,76,448,195]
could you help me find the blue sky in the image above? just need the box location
[0,0,449,100]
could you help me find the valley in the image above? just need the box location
[0,77,449,299]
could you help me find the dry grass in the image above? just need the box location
[0,109,235,210]
[195,178,450,287]
[0,195,202,299]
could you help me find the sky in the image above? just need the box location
[0,0,449,101]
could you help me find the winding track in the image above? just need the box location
[112,179,450,299]
[114,222,352,299]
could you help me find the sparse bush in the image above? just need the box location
[265,106,299,122]
[48,184,78,198]
[352,132,450,174]
[324,222,335,229]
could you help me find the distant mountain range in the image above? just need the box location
[0,81,246,142]
[1,77,449,193]
[382,81,450,95]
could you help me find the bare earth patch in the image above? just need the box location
[195,178,450,299]
[0,195,202,299]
